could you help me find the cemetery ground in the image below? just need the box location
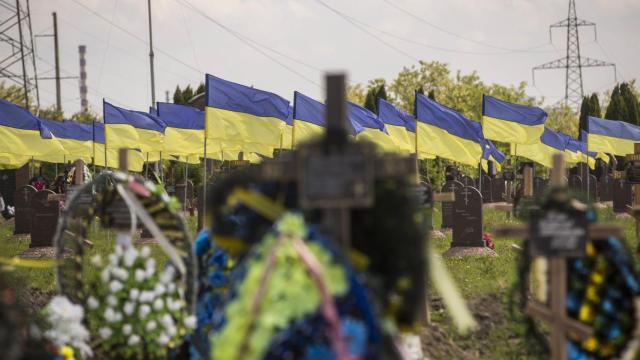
[0,207,636,359]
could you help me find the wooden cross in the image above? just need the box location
[495,154,623,360]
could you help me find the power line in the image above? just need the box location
[309,0,419,62]
[176,0,322,88]
[381,0,552,53]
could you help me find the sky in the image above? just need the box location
[15,0,640,117]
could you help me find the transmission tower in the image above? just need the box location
[532,0,616,110]
[0,0,39,110]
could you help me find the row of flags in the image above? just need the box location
[1,73,640,172]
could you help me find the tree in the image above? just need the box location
[364,87,377,113]
[173,86,183,104]
[37,105,64,121]
[546,104,578,137]
[605,84,629,123]
[71,108,100,124]
[196,82,205,96]
[346,83,366,105]
[589,93,601,118]
[182,85,194,103]
[620,82,639,125]
[363,82,388,113]
[428,89,435,100]
[579,96,590,132]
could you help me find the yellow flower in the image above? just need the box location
[60,346,74,360]
[582,336,598,352]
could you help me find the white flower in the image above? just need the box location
[139,291,154,303]
[115,245,123,257]
[145,258,156,272]
[135,269,146,282]
[128,334,141,346]
[140,246,151,258]
[157,333,170,345]
[113,311,122,322]
[129,288,140,301]
[145,267,155,279]
[139,304,151,318]
[112,267,128,281]
[104,307,117,323]
[100,268,110,283]
[107,295,118,307]
[90,254,102,267]
[153,283,166,296]
[108,253,118,266]
[87,296,99,310]
[123,247,138,267]
[166,324,177,337]
[184,315,197,329]
[99,327,112,339]
[153,298,164,311]
[109,280,123,293]
[160,314,175,329]
[123,301,135,315]
[160,266,175,284]
[44,296,92,358]
[167,298,182,312]
[122,324,132,335]
[145,320,157,332]
[167,283,176,294]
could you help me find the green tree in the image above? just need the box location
[182,85,194,103]
[605,85,629,122]
[620,82,639,125]
[546,104,578,137]
[346,83,366,105]
[173,85,183,104]
[589,93,601,118]
[37,105,64,121]
[427,89,435,100]
[364,87,377,112]
[578,96,590,132]
[196,82,205,96]
[71,108,100,124]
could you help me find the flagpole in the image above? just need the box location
[92,117,96,174]
[184,161,188,212]
[202,137,207,229]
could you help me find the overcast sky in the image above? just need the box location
[21,0,640,117]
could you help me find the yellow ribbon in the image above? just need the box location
[226,187,285,222]
[0,256,59,268]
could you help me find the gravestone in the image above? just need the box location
[613,178,632,213]
[29,189,59,247]
[13,185,37,235]
[440,180,464,229]
[460,175,475,188]
[568,175,582,193]
[533,177,548,198]
[175,180,194,211]
[598,173,613,202]
[451,186,483,246]
[0,169,16,207]
[478,174,492,203]
[491,178,505,202]
[587,174,598,202]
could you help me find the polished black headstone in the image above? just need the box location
[30,190,59,247]
[460,175,475,188]
[13,185,36,235]
[598,174,613,202]
[569,175,583,193]
[451,186,483,247]
[478,174,492,203]
[587,174,598,201]
[491,178,505,202]
[612,179,632,213]
[441,180,464,229]
[533,177,548,198]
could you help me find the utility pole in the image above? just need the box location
[147,0,156,107]
[16,0,29,109]
[53,12,61,112]
[533,0,616,111]
[79,45,88,113]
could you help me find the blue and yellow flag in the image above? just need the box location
[280,106,293,150]
[512,127,565,167]
[92,122,145,172]
[36,119,94,163]
[156,102,204,156]
[292,91,325,147]
[377,98,415,153]
[103,101,166,154]
[471,121,505,171]
[482,95,546,145]
[587,116,640,156]
[204,74,288,157]
[415,93,483,166]
[349,102,396,152]
[0,98,67,157]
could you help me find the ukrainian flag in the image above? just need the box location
[587,116,640,156]
[35,119,94,163]
[415,93,483,166]
[349,102,396,152]
[204,74,289,157]
[280,106,293,150]
[377,98,415,154]
[512,127,566,168]
[292,91,325,147]
[0,153,29,169]
[103,101,166,154]
[482,95,546,145]
[156,102,205,156]
[0,98,67,157]
[92,122,145,172]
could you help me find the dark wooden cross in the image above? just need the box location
[495,154,622,360]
